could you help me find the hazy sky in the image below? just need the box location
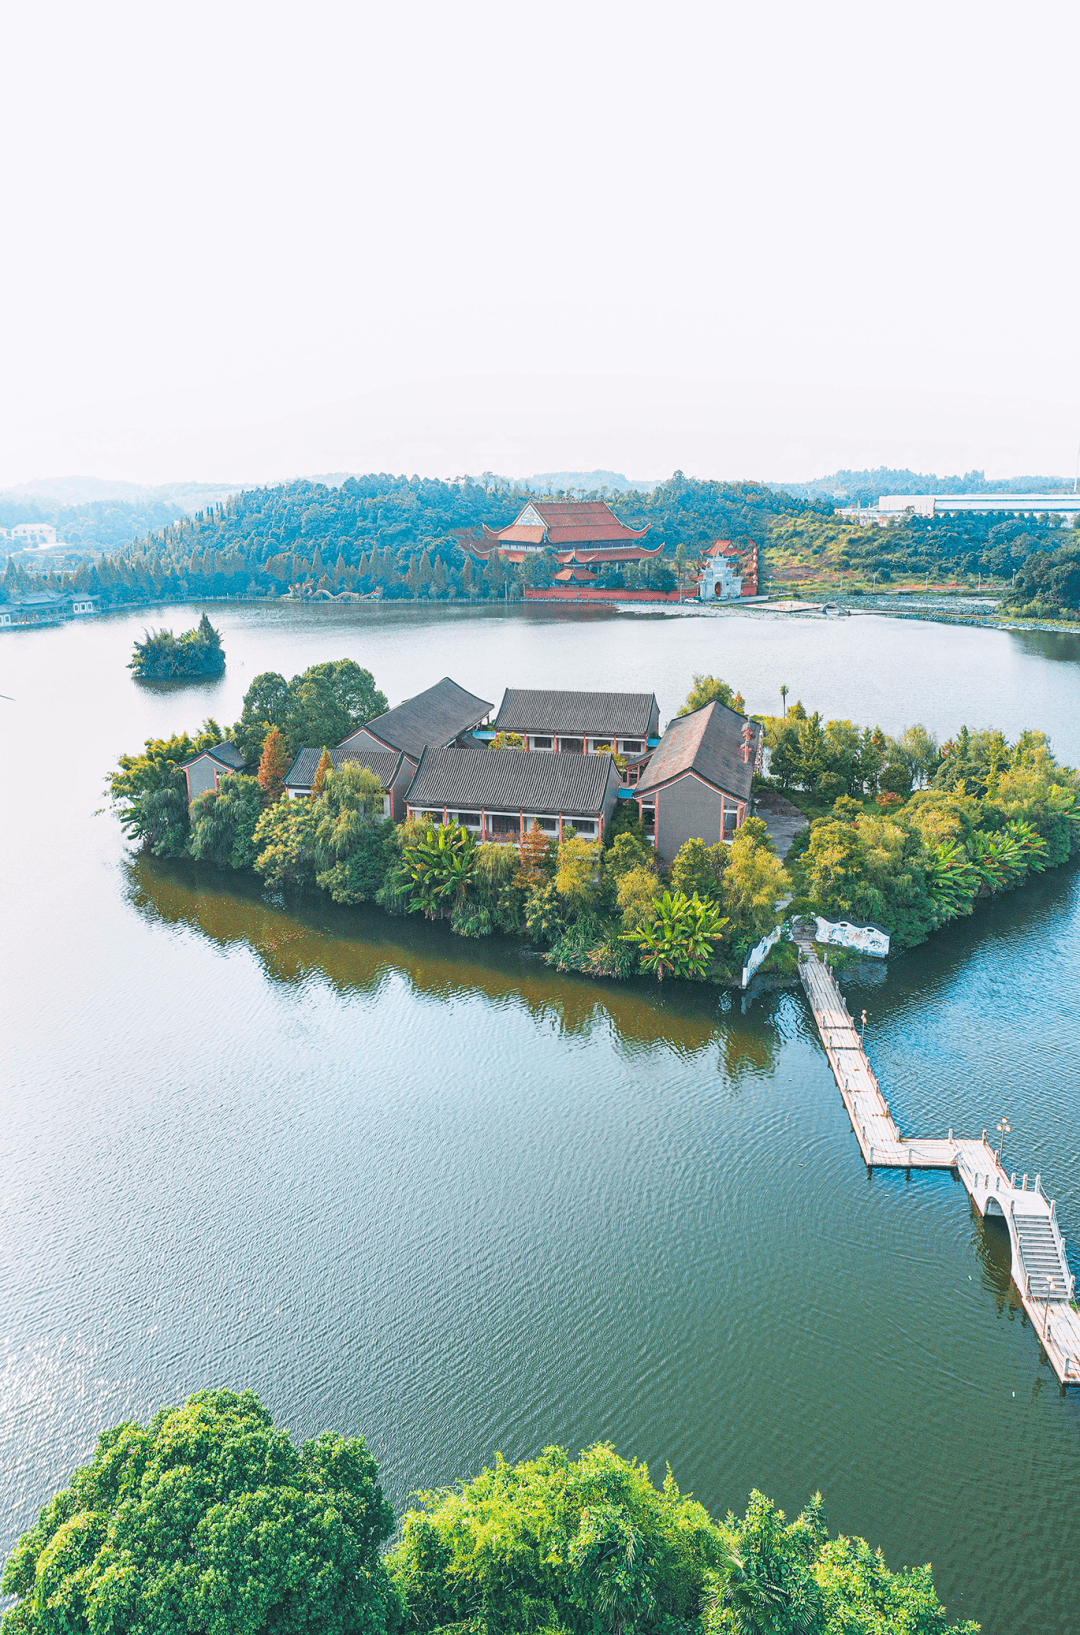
[3,0,1079,486]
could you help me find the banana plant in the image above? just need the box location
[404,821,478,918]
[623,890,728,981]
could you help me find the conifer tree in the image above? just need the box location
[258,725,291,801]
[313,747,334,795]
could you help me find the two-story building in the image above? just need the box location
[634,701,762,861]
[405,743,622,842]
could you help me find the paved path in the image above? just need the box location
[799,948,1080,1385]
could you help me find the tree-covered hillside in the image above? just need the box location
[36,473,823,608]
[781,467,1072,505]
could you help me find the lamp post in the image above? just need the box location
[996,1116,1012,1163]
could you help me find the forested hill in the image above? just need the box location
[782,467,1072,505]
[36,473,822,608]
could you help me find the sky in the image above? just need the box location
[3,0,1079,488]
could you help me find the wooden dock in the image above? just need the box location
[799,948,1080,1385]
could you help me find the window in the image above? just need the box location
[454,813,481,827]
[533,816,558,833]
[573,819,597,837]
[529,735,553,750]
[558,737,584,754]
[620,740,643,754]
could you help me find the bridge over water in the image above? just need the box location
[799,947,1080,1384]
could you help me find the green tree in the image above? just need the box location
[109,720,225,856]
[252,797,320,890]
[616,864,662,932]
[313,763,392,903]
[519,549,556,589]
[284,660,387,752]
[555,835,602,902]
[188,773,264,869]
[624,890,728,980]
[233,671,292,762]
[721,819,791,949]
[387,1442,728,1635]
[0,1389,397,1635]
[233,661,387,761]
[679,675,746,716]
[258,725,291,800]
[129,616,225,680]
[670,836,727,899]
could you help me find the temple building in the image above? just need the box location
[465,499,662,569]
[697,539,760,600]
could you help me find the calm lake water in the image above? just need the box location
[4,601,1080,1634]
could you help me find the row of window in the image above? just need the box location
[524,735,644,755]
[415,810,599,839]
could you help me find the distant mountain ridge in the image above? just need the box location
[779,467,1073,506]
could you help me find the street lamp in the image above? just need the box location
[996,1116,1012,1161]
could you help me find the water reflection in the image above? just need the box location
[125,854,775,1069]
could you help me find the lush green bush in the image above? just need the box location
[109,719,226,855]
[129,614,224,679]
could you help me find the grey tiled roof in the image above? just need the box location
[493,688,656,737]
[634,703,760,802]
[359,676,493,758]
[406,744,618,815]
[285,746,403,789]
[182,740,245,772]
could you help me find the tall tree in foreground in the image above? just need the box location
[258,725,291,800]
[0,1389,398,1635]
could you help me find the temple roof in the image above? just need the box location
[553,542,665,564]
[484,498,650,547]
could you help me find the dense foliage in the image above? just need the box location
[129,614,225,679]
[760,705,1080,949]
[768,509,1079,600]
[0,1389,396,1635]
[2,1403,976,1635]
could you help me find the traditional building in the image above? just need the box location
[405,743,621,842]
[633,702,763,860]
[463,499,661,568]
[490,689,660,781]
[697,539,760,600]
[283,745,410,816]
[338,676,493,762]
[181,741,247,804]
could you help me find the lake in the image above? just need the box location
[3,600,1080,1634]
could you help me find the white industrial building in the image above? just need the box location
[838,493,1080,525]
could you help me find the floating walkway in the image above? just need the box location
[799,947,1080,1384]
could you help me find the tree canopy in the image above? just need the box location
[0,1389,396,1635]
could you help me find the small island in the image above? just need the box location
[129,614,225,680]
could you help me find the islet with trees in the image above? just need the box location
[108,665,1080,985]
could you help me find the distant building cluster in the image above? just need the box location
[0,589,97,626]
[0,523,58,546]
[837,493,1080,525]
[184,672,763,863]
[458,497,760,601]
